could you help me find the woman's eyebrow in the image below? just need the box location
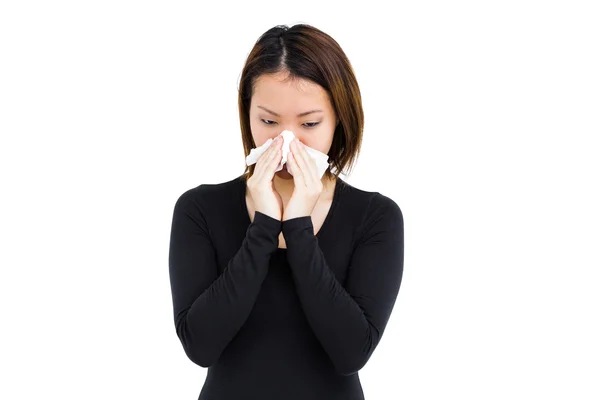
[257,105,323,117]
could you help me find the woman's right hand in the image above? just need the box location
[247,135,284,221]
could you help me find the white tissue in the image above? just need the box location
[245,130,330,178]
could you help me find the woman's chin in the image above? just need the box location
[276,165,294,179]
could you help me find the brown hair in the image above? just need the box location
[238,24,364,182]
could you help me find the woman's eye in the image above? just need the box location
[260,119,320,128]
[303,122,320,128]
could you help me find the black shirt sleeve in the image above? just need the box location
[281,193,404,376]
[168,189,281,367]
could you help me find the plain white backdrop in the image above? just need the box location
[1,1,599,399]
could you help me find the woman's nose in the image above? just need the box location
[276,130,302,143]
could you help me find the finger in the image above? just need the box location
[255,137,280,176]
[291,140,311,187]
[266,137,282,163]
[286,149,305,188]
[262,139,282,178]
[264,137,281,161]
[257,138,280,169]
[294,139,319,184]
[271,147,282,171]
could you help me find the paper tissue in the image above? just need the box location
[245,130,330,178]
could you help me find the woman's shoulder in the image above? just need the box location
[339,179,403,237]
[339,179,402,219]
[173,175,242,214]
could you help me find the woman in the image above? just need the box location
[169,24,404,400]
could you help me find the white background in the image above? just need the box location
[1,1,599,399]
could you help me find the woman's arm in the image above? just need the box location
[168,188,281,367]
[281,193,404,376]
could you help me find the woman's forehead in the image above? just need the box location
[252,76,331,113]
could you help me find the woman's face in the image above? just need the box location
[249,71,338,176]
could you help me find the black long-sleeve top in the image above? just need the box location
[168,175,404,400]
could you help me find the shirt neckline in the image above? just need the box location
[237,174,343,251]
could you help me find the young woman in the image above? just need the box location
[169,23,404,400]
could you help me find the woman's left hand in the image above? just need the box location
[282,138,324,221]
